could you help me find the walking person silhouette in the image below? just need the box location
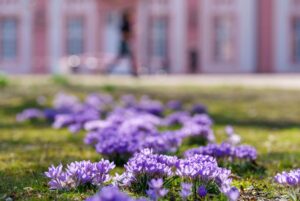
[107,10,138,77]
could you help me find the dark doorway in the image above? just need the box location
[189,49,198,73]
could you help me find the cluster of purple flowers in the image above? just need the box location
[44,159,115,190]
[176,154,238,199]
[274,169,300,187]
[84,111,183,158]
[113,149,239,200]
[16,93,112,133]
[162,112,215,141]
[115,149,177,187]
[51,93,113,133]
[53,108,100,133]
[84,109,214,159]
[86,186,147,201]
[20,93,248,200]
[16,93,215,158]
[184,142,257,161]
[17,93,214,140]
[178,114,215,142]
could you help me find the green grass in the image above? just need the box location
[0,82,300,200]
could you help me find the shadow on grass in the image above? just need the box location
[0,167,48,199]
[0,131,89,153]
[259,152,300,171]
[0,98,41,115]
[0,121,51,130]
[211,113,300,129]
[224,161,266,178]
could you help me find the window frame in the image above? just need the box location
[150,17,168,58]
[148,15,169,59]
[64,15,85,56]
[0,16,19,62]
[211,14,237,65]
[291,16,300,64]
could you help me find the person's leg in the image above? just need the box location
[126,41,138,77]
[107,39,128,74]
[130,53,139,77]
[106,55,122,74]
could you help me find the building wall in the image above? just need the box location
[200,0,256,73]
[48,0,99,74]
[0,0,299,74]
[169,0,186,74]
[138,0,173,74]
[257,0,274,73]
[32,0,48,73]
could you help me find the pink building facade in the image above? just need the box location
[0,0,300,74]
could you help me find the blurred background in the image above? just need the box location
[0,0,300,75]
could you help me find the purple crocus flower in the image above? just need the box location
[16,108,44,122]
[225,125,235,136]
[226,187,240,201]
[274,169,300,187]
[84,93,113,110]
[52,92,80,111]
[120,94,137,108]
[162,112,190,126]
[52,107,100,133]
[191,103,207,114]
[136,96,164,116]
[166,100,182,111]
[180,182,192,199]
[146,178,168,201]
[44,164,67,190]
[178,114,215,142]
[234,145,257,160]
[148,178,164,189]
[197,186,207,197]
[225,126,241,145]
[37,95,47,105]
[86,186,147,201]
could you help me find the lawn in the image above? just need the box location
[0,78,300,200]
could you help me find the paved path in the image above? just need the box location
[11,74,300,90]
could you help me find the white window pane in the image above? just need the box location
[214,16,234,63]
[1,18,17,59]
[67,18,84,55]
[151,19,167,57]
[295,19,300,63]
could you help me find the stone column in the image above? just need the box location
[32,0,49,73]
[257,0,274,73]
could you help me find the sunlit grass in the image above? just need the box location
[0,83,300,200]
